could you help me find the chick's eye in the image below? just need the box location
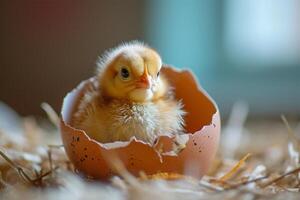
[120,68,130,79]
[157,71,160,77]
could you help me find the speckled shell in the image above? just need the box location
[60,66,220,180]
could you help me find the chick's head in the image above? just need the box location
[97,42,167,102]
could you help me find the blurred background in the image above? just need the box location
[0,0,299,118]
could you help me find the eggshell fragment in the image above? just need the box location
[60,65,220,180]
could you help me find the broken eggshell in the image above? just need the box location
[60,65,220,180]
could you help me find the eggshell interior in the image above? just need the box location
[60,66,220,180]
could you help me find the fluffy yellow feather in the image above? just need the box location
[72,41,185,144]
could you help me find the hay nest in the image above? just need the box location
[0,101,300,200]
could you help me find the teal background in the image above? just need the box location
[145,0,300,116]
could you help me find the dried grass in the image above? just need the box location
[0,101,300,199]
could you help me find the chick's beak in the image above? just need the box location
[136,73,151,89]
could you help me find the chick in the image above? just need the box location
[72,41,185,144]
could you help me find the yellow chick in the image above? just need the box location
[72,41,185,144]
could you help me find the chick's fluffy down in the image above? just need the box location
[71,78,185,144]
